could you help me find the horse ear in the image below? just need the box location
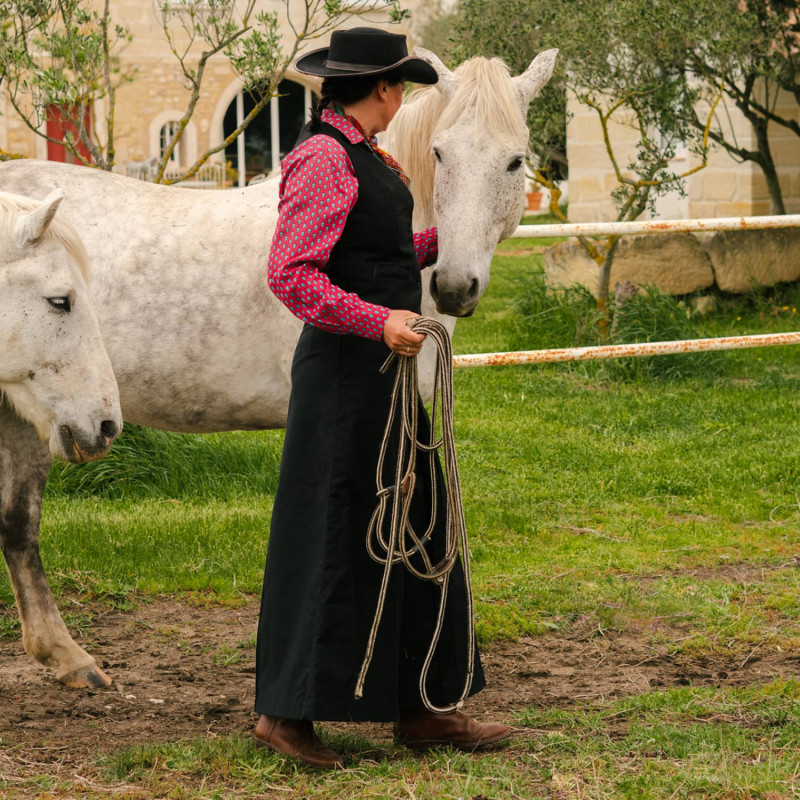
[414,47,458,101]
[512,49,559,109]
[14,189,65,249]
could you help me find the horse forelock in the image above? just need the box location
[437,58,528,143]
[0,191,90,282]
[387,57,529,224]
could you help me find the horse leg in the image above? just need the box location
[0,402,111,688]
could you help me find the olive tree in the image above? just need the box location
[451,0,566,181]
[452,0,719,329]
[671,0,800,214]
[0,0,132,168]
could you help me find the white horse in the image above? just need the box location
[0,49,557,688]
[0,189,121,684]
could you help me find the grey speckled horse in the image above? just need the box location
[0,49,557,688]
[0,189,121,686]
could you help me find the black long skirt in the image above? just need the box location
[255,322,485,722]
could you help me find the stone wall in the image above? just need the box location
[565,88,800,223]
[543,228,800,296]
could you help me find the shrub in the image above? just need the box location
[511,270,725,381]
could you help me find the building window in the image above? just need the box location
[160,120,182,165]
[223,79,314,187]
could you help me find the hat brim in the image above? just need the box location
[295,47,438,85]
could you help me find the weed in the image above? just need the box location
[605,286,726,381]
[510,268,602,353]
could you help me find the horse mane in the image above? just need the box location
[385,57,528,225]
[0,190,90,280]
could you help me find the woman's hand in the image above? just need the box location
[383,310,426,356]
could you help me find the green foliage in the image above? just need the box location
[509,263,724,380]
[666,0,800,212]
[510,269,602,351]
[450,0,718,313]
[606,288,726,381]
[451,0,800,215]
[418,7,458,63]
[224,12,282,94]
[451,0,567,181]
[158,0,282,94]
[0,0,133,167]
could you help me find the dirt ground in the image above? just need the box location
[1,594,798,791]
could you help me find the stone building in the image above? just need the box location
[0,0,432,187]
[566,90,800,223]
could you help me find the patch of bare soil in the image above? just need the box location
[1,596,798,789]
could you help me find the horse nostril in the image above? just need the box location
[429,271,439,301]
[100,420,118,442]
[468,278,479,299]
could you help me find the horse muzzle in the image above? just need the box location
[58,419,120,463]
[429,270,482,318]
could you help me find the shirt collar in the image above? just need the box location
[320,107,378,147]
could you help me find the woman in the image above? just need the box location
[254,27,510,769]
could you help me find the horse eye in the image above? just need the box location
[47,296,72,313]
[507,157,523,172]
[433,148,442,163]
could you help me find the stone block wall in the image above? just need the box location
[543,228,800,297]
[566,88,800,223]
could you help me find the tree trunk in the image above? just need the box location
[596,236,622,342]
[752,117,786,215]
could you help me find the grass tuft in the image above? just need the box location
[47,425,283,500]
[606,287,726,381]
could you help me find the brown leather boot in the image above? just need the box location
[254,715,344,769]
[394,708,512,751]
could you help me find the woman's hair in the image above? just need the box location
[309,71,405,131]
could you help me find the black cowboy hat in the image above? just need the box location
[294,27,438,85]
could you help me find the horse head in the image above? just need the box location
[0,189,122,462]
[386,48,558,318]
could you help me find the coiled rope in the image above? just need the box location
[354,317,475,713]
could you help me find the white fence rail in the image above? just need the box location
[454,213,800,369]
[513,213,800,239]
[121,160,227,189]
[453,331,800,370]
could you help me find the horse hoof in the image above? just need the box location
[60,664,112,689]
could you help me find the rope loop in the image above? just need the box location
[354,317,475,713]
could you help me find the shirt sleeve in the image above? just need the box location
[413,227,438,268]
[267,135,391,340]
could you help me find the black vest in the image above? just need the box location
[295,121,422,311]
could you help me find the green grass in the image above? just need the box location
[3,233,797,642]
[3,221,800,798]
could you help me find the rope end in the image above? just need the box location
[379,352,397,374]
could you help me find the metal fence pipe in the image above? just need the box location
[512,214,800,239]
[452,331,800,369]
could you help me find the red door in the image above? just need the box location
[46,104,92,164]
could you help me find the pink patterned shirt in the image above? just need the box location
[267,107,438,341]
